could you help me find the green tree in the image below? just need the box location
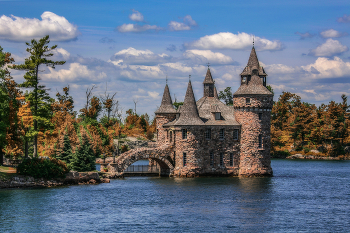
[173,101,183,110]
[11,35,65,157]
[57,134,73,166]
[70,134,96,172]
[218,87,233,105]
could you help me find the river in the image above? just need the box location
[1,159,350,232]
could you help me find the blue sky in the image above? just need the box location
[1,0,350,119]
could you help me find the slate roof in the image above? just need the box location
[214,86,218,98]
[166,81,204,126]
[233,74,273,96]
[240,46,267,76]
[155,84,177,114]
[203,68,215,84]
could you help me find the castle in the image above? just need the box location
[155,46,273,177]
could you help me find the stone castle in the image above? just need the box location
[155,46,273,177]
[105,46,273,177]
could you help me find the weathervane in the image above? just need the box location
[189,74,191,81]
[253,36,255,46]
[166,75,168,84]
[207,62,210,68]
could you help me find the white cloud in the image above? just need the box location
[129,10,144,22]
[168,15,197,31]
[185,32,283,51]
[308,39,348,56]
[337,14,350,23]
[0,12,79,41]
[148,91,159,99]
[43,63,107,82]
[54,48,70,60]
[117,23,162,32]
[183,49,233,64]
[320,29,346,38]
[302,56,350,79]
[111,47,172,65]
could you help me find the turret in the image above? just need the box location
[233,46,273,177]
[203,68,215,97]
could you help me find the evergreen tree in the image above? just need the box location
[70,134,95,172]
[10,35,65,157]
[57,134,73,165]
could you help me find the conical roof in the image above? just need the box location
[155,84,177,114]
[214,86,218,99]
[203,68,214,84]
[174,81,204,125]
[240,46,267,76]
[234,74,273,96]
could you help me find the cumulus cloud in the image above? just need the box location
[0,12,79,42]
[116,23,162,32]
[337,14,350,23]
[295,31,314,39]
[53,48,70,60]
[320,29,347,38]
[302,56,350,79]
[129,10,144,22]
[185,32,283,51]
[183,49,233,64]
[43,63,107,82]
[111,47,172,65]
[308,39,348,57]
[168,15,197,31]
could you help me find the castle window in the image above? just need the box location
[220,153,224,166]
[258,134,263,148]
[183,152,187,166]
[230,153,234,167]
[205,129,211,140]
[263,77,266,86]
[215,112,221,120]
[210,152,214,167]
[246,98,250,104]
[259,113,262,120]
[182,129,187,139]
[219,129,225,140]
[233,129,239,140]
[242,76,247,83]
[169,131,173,143]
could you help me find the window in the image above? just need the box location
[242,76,247,83]
[233,129,239,140]
[169,131,172,143]
[183,152,187,166]
[210,152,214,167]
[167,130,169,139]
[259,113,262,120]
[219,129,225,140]
[182,129,187,139]
[258,134,263,148]
[205,129,211,140]
[246,98,250,104]
[215,112,221,120]
[220,153,224,166]
[230,153,234,167]
[263,77,266,86]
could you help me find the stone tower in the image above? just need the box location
[203,68,215,97]
[155,83,176,146]
[233,46,273,177]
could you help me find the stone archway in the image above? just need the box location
[107,146,174,176]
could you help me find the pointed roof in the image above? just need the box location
[172,81,204,125]
[234,75,273,96]
[214,86,218,99]
[155,84,177,114]
[240,46,267,76]
[247,46,259,68]
[203,68,214,84]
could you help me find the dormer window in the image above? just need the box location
[215,112,221,120]
[242,76,247,84]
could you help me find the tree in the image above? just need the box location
[218,87,233,105]
[70,133,96,172]
[11,35,65,157]
[57,134,73,166]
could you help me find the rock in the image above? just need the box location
[344,146,350,154]
[101,178,110,183]
[310,149,320,154]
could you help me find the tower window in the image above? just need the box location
[219,129,225,140]
[259,113,262,120]
[258,134,263,148]
[230,153,234,167]
[246,98,250,104]
[215,112,221,120]
[183,152,187,166]
[263,77,266,86]
[210,152,214,167]
[182,129,187,139]
[233,129,239,140]
[242,76,247,83]
[169,131,173,143]
[220,153,224,166]
[205,128,211,140]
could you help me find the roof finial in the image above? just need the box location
[189,74,191,82]
[166,75,168,84]
[253,36,255,47]
[207,62,210,68]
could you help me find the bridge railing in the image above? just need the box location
[124,165,159,173]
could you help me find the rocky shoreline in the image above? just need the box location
[0,171,111,189]
[285,154,348,160]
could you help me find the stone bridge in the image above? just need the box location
[103,144,174,177]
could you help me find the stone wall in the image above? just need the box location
[156,114,176,147]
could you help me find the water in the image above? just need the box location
[1,160,350,232]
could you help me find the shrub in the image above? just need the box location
[17,157,69,179]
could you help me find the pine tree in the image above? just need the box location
[57,134,73,165]
[70,134,95,172]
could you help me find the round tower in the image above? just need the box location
[233,46,273,177]
[155,83,176,146]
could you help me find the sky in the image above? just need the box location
[1,0,350,120]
